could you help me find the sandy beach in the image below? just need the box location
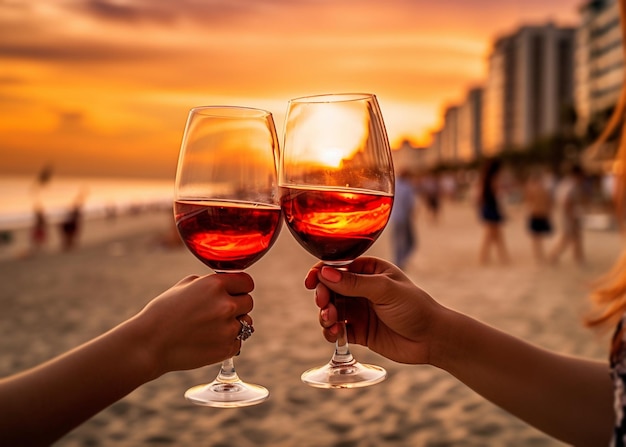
[0,199,622,446]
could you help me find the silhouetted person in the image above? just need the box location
[421,171,441,225]
[524,168,554,263]
[389,169,417,270]
[549,164,587,265]
[477,157,510,265]
[59,190,86,251]
[31,203,47,253]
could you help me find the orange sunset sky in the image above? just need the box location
[1,0,580,179]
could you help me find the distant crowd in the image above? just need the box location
[388,157,614,270]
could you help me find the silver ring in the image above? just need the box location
[236,319,254,341]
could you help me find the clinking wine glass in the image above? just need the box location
[173,106,282,407]
[279,93,395,388]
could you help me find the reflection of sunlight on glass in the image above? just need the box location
[291,104,368,168]
[185,118,274,169]
[318,148,345,168]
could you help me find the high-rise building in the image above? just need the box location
[457,87,484,162]
[482,23,576,154]
[575,0,623,136]
[482,36,511,156]
[440,105,459,163]
[392,139,428,173]
[425,130,442,167]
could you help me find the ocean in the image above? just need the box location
[0,175,175,230]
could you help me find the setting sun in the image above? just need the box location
[284,100,369,168]
[317,149,348,169]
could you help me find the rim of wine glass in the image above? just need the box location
[288,93,376,104]
[190,105,272,119]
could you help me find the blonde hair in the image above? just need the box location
[585,0,626,328]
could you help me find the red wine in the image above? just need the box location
[175,200,282,271]
[280,186,393,263]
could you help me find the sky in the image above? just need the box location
[0,0,581,179]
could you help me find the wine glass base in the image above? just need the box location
[301,361,387,389]
[184,380,269,408]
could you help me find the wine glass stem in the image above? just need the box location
[211,273,242,383]
[216,357,240,383]
[330,291,355,366]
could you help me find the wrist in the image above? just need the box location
[114,314,162,383]
[427,306,467,371]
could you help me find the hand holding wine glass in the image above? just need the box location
[279,93,395,388]
[174,106,282,407]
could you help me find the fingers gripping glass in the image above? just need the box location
[174,106,282,407]
[279,93,395,388]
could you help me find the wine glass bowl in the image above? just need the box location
[280,187,393,265]
[279,93,395,388]
[174,200,282,273]
[174,105,281,407]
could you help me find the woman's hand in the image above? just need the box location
[134,273,255,378]
[305,257,445,364]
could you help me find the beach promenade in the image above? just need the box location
[0,199,622,446]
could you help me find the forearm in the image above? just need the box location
[0,316,156,446]
[431,309,614,446]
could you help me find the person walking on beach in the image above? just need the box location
[0,273,257,446]
[477,157,510,265]
[59,189,86,251]
[524,168,554,263]
[28,164,53,255]
[389,169,417,270]
[30,203,47,253]
[420,170,441,225]
[548,164,587,265]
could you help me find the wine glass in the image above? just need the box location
[279,93,395,388]
[174,105,282,407]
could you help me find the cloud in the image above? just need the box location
[68,0,267,26]
[0,75,24,85]
[0,1,267,65]
[0,41,170,62]
[71,0,175,25]
[79,0,161,23]
[0,0,579,67]
[55,109,87,131]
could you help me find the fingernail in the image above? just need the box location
[321,308,329,322]
[329,324,339,336]
[321,266,342,283]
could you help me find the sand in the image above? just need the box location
[0,200,622,446]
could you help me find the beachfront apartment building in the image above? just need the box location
[422,23,577,168]
[439,105,459,164]
[392,139,429,173]
[456,87,483,163]
[415,1,623,170]
[574,0,623,136]
[481,23,576,154]
[425,129,442,167]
